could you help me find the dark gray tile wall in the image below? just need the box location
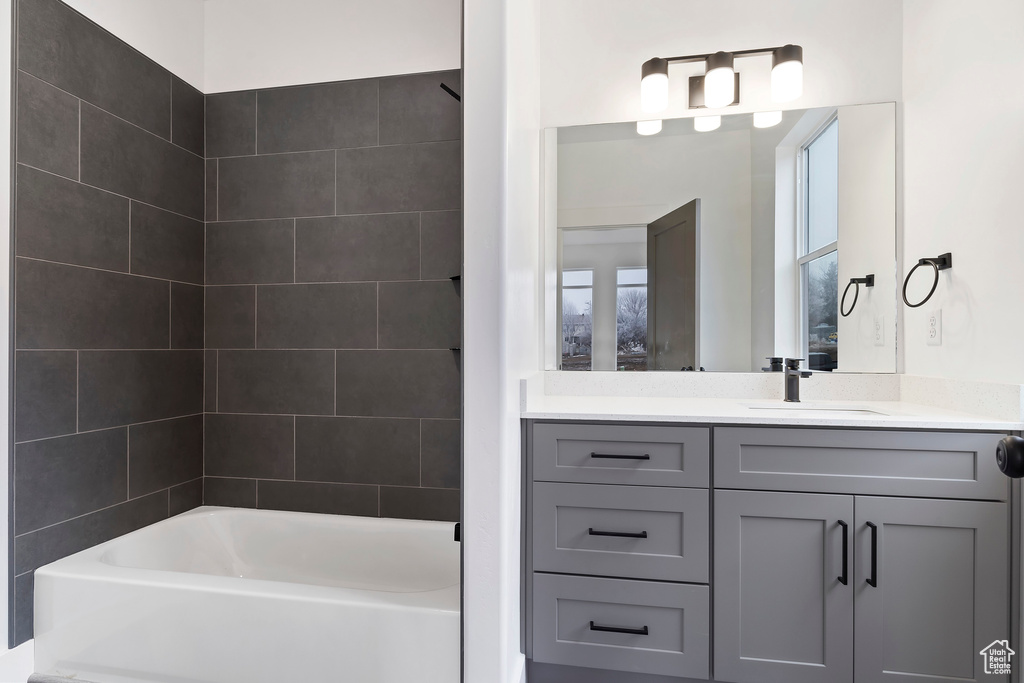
[12,0,205,646]
[204,70,461,525]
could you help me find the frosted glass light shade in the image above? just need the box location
[753,110,783,128]
[636,119,663,136]
[703,52,735,108]
[771,44,803,102]
[640,58,670,113]
[694,115,721,132]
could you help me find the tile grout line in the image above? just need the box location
[14,413,206,446]
[206,138,460,162]
[13,489,169,540]
[17,254,205,287]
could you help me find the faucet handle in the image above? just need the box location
[784,358,805,370]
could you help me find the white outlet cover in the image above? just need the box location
[927,309,942,346]
[873,316,884,347]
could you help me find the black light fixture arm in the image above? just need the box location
[902,253,952,308]
[840,274,875,317]
[658,45,789,65]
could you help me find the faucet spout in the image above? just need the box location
[783,358,812,402]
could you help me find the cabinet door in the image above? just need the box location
[714,490,854,683]
[854,497,1009,683]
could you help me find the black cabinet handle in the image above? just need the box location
[588,528,648,539]
[590,452,650,460]
[837,520,849,585]
[866,522,878,587]
[589,621,649,636]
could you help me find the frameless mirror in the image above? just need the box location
[551,103,897,373]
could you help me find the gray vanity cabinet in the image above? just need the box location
[714,490,854,683]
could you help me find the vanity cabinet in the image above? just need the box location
[524,421,1013,683]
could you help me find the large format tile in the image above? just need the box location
[421,419,460,489]
[205,219,294,285]
[18,0,171,137]
[130,202,204,285]
[335,350,460,418]
[257,481,378,517]
[378,281,461,349]
[169,478,203,516]
[217,151,335,221]
[15,350,77,442]
[16,164,129,272]
[380,486,459,522]
[205,158,218,221]
[205,91,256,158]
[15,428,127,534]
[205,286,255,348]
[171,283,204,349]
[257,283,377,349]
[78,351,203,431]
[128,415,203,498]
[15,490,167,575]
[14,572,34,646]
[217,350,335,416]
[420,211,462,280]
[16,258,169,350]
[171,76,204,157]
[379,70,461,145]
[80,103,204,220]
[205,414,294,479]
[203,477,256,508]
[257,80,377,154]
[336,141,460,214]
[295,416,419,486]
[205,350,217,411]
[17,71,79,179]
[295,213,420,282]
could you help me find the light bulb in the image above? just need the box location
[640,58,669,113]
[694,115,721,132]
[771,45,803,103]
[703,51,735,108]
[753,111,783,128]
[636,120,663,136]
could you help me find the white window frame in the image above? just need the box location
[797,113,839,362]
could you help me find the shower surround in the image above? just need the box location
[10,0,462,646]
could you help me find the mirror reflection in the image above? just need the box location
[554,103,896,373]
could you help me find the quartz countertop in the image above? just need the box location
[522,394,1024,431]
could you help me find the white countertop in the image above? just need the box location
[522,395,1024,431]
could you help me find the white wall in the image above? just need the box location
[538,0,903,128]
[62,0,205,89]
[203,0,461,93]
[557,131,753,371]
[902,0,1024,384]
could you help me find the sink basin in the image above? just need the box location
[741,402,889,416]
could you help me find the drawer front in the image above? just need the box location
[715,428,1009,500]
[533,423,710,487]
[533,482,709,582]
[532,573,709,679]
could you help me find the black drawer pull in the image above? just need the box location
[866,521,878,587]
[590,452,651,460]
[589,621,649,636]
[588,528,648,539]
[837,520,849,585]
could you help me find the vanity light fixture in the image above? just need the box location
[636,119,663,136]
[753,110,783,128]
[640,44,803,112]
[694,115,721,132]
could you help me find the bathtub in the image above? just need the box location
[33,506,461,683]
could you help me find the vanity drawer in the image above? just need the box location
[532,573,709,679]
[715,427,1009,500]
[532,482,708,582]
[532,423,709,487]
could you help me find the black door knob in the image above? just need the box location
[996,436,1024,478]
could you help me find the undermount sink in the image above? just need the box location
[741,402,890,416]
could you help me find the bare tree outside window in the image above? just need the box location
[616,268,648,371]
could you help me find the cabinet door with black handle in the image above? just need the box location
[853,496,1009,683]
[714,489,854,683]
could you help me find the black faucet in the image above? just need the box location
[784,358,812,402]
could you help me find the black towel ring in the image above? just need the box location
[840,274,875,317]
[902,253,952,308]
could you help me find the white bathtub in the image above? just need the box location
[33,506,461,683]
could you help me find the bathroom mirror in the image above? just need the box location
[550,102,897,373]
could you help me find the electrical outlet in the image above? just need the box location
[926,309,942,346]
[873,316,884,347]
